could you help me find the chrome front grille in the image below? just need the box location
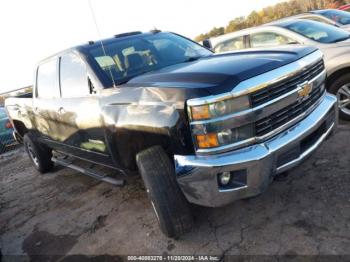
[255,83,325,137]
[250,60,325,107]
[187,50,326,155]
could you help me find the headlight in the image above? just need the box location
[217,125,253,145]
[195,124,254,149]
[190,95,250,121]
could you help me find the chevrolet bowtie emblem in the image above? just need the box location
[298,82,313,101]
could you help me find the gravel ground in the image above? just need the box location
[1,125,350,260]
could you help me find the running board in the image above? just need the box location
[52,157,125,186]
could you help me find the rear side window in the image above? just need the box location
[250,32,295,48]
[60,53,88,98]
[214,36,245,53]
[36,59,60,99]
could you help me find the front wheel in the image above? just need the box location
[136,146,194,238]
[23,134,54,173]
[329,73,350,121]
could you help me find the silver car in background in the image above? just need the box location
[205,19,350,120]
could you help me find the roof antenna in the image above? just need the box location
[151,26,161,33]
[88,0,116,87]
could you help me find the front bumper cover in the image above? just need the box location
[174,93,337,207]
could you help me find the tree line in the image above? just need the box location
[194,0,348,42]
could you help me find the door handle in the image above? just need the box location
[58,107,66,114]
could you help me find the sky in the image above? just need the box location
[0,0,286,93]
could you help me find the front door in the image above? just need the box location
[57,52,111,165]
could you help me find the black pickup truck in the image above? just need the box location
[5,31,337,237]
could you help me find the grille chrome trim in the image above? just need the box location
[255,83,325,137]
[191,70,326,135]
[187,50,324,107]
[187,50,327,155]
[250,59,324,107]
[196,91,326,155]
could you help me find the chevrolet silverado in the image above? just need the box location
[5,31,337,238]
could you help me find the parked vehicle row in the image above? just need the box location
[5,30,337,237]
[203,9,350,120]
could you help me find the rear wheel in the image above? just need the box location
[136,146,194,238]
[329,73,350,121]
[23,134,54,173]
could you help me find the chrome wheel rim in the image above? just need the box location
[27,142,39,167]
[337,83,350,116]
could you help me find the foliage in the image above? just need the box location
[194,0,348,42]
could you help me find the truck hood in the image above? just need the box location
[126,46,317,95]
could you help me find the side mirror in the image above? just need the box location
[202,39,212,50]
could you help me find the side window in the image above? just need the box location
[214,36,245,53]
[60,53,89,98]
[250,32,295,48]
[36,59,60,99]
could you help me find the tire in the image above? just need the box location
[23,134,54,173]
[136,146,194,238]
[329,73,350,121]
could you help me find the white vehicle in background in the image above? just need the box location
[203,19,350,120]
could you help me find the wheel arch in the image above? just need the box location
[326,67,350,90]
[12,120,29,141]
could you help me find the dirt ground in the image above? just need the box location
[1,125,350,260]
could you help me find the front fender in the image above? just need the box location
[101,101,193,170]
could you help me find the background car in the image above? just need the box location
[0,107,15,153]
[204,19,350,120]
[238,10,350,32]
[339,4,350,12]
[310,9,350,31]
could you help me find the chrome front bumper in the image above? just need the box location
[174,94,337,207]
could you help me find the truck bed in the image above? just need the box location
[5,97,34,135]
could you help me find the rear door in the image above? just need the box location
[57,52,111,164]
[33,57,62,142]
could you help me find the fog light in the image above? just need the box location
[219,171,231,185]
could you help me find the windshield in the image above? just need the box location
[320,9,350,25]
[283,20,350,43]
[87,32,212,86]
